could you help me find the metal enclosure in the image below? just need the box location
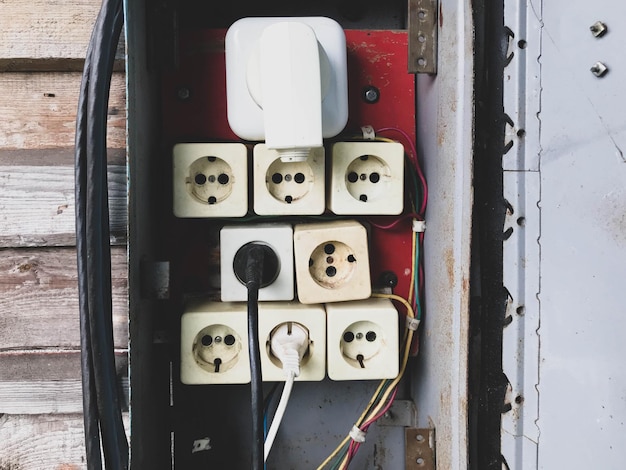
[124,0,473,467]
[501,0,626,469]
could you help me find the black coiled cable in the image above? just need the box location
[75,0,128,468]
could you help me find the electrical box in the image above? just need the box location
[125,0,473,468]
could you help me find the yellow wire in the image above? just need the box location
[407,231,417,307]
[317,295,417,470]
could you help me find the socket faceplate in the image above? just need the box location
[293,220,371,304]
[181,300,250,384]
[173,143,248,218]
[220,224,294,301]
[326,298,399,380]
[259,302,326,381]
[329,141,404,215]
[253,144,325,215]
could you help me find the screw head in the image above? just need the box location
[590,62,609,77]
[590,21,608,38]
[362,86,380,104]
[177,87,191,100]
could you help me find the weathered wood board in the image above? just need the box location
[0,414,130,470]
[0,72,126,150]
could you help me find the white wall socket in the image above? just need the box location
[326,298,399,381]
[180,300,250,384]
[293,220,371,304]
[329,141,405,215]
[173,143,248,218]
[253,144,325,215]
[220,224,294,301]
[258,302,326,381]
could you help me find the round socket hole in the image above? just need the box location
[188,156,234,205]
[266,159,314,204]
[345,155,391,203]
[193,324,242,373]
[309,241,357,289]
[340,320,384,368]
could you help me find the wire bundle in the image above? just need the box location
[75,0,128,468]
[319,127,427,469]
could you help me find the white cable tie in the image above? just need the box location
[412,219,426,233]
[349,425,367,443]
[361,125,376,140]
[406,316,421,331]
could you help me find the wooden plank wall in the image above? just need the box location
[0,1,129,468]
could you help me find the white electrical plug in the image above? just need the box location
[180,300,250,384]
[293,220,371,304]
[172,143,248,218]
[326,298,399,381]
[220,224,294,301]
[258,302,326,381]
[329,141,405,215]
[253,144,325,215]
[269,322,309,377]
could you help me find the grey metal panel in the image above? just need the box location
[504,0,626,468]
[538,1,626,466]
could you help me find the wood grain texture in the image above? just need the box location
[0,413,129,469]
[0,72,126,150]
[0,0,125,63]
[0,351,129,414]
[0,247,128,350]
[0,163,127,247]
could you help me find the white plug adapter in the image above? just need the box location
[225,17,348,157]
[173,143,248,218]
[329,141,405,215]
[220,224,294,301]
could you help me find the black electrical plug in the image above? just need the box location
[233,242,280,289]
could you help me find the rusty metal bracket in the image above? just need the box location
[408,0,438,74]
[405,428,436,469]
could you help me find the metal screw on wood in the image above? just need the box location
[590,62,608,77]
[590,21,607,38]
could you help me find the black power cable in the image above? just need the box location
[234,242,280,469]
[75,0,127,468]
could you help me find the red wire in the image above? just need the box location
[376,127,428,216]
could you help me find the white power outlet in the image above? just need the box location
[326,298,399,381]
[329,141,404,215]
[220,224,294,301]
[258,302,326,381]
[180,300,250,384]
[252,144,325,215]
[293,220,371,304]
[173,143,248,218]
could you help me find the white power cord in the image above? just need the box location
[264,322,309,462]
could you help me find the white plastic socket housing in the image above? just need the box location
[329,141,405,215]
[293,220,371,304]
[220,224,294,301]
[225,17,348,160]
[258,302,326,381]
[173,143,248,218]
[253,144,325,215]
[326,298,399,381]
[180,300,250,384]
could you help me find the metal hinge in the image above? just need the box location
[405,428,436,469]
[408,0,438,74]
